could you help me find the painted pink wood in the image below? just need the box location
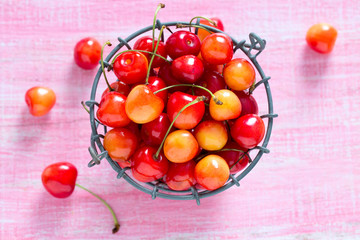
[1,0,360,239]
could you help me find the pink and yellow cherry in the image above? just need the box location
[158,62,190,93]
[125,85,164,124]
[131,146,169,182]
[102,81,130,98]
[197,17,225,42]
[234,90,259,117]
[209,89,241,121]
[164,130,199,163]
[231,114,265,149]
[223,58,255,91]
[171,55,204,84]
[147,76,168,105]
[201,33,233,65]
[25,86,56,117]
[193,71,226,103]
[141,113,171,147]
[306,23,338,54]
[167,92,205,129]
[194,120,228,151]
[74,37,101,70]
[133,36,167,68]
[97,92,130,128]
[103,127,138,163]
[165,30,201,60]
[217,141,249,174]
[164,160,197,191]
[194,155,229,190]
[113,51,148,84]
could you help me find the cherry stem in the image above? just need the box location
[153,84,223,105]
[249,81,256,94]
[75,183,120,234]
[216,148,249,170]
[146,25,166,84]
[155,96,206,159]
[152,3,165,51]
[176,23,213,34]
[81,101,101,124]
[111,50,169,65]
[101,41,113,92]
[189,16,217,27]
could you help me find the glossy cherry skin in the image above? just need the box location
[197,17,225,42]
[194,155,229,190]
[97,92,130,128]
[25,87,56,117]
[194,120,228,151]
[234,90,259,117]
[147,76,168,106]
[306,23,338,54]
[231,114,265,149]
[164,130,199,163]
[131,146,169,182]
[164,160,197,191]
[158,62,190,93]
[193,71,226,103]
[41,162,77,198]
[102,81,131,98]
[74,37,101,70]
[201,33,233,65]
[141,113,171,147]
[171,55,204,84]
[223,58,255,91]
[217,141,249,174]
[210,89,241,121]
[167,92,205,129]
[125,85,164,124]
[165,30,201,60]
[133,36,167,68]
[103,128,138,162]
[113,51,148,84]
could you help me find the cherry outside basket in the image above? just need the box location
[85,19,278,205]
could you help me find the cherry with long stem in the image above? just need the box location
[111,50,169,66]
[101,41,113,91]
[152,3,165,51]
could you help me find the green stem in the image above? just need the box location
[76,183,120,234]
[111,50,169,65]
[81,101,101,124]
[176,23,213,34]
[155,96,206,158]
[146,25,166,84]
[189,16,217,27]
[229,154,246,171]
[101,41,113,92]
[249,80,256,94]
[152,3,165,51]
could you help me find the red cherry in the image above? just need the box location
[164,160,197,191]
[306,23,337,54]
[133,36,167,68]
[102,81,131,98]
[197,17,225,42]
[234,91,259,117]
[113,51,148,84]
[147,76,168,105]
[171,55,204,84]
[158,62,190,93]
[131,146,169,182]
[165,30,201,60]
[74,37,101,70]
[193,71,226,103]
[167,92,205,129]
[41,162,77,198]
[201,33,233,65]
[97,92,131,128]
[217,141,249,174]
[231,114,265,149]
[141,113,172,147]
[25,86,56,117]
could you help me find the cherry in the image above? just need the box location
[197,17,224,42]
[141,113,172,147]
[103,127,138,162]
[193,71,226,103]
[131,145,169,182]
[223,58,255,91]
[217,141,249,174]
[101,81,130,98]
[231,114,265,149]
[74,37,101,70]
[97,92,130,128]
[234,90,259,117]
[147,76,168,105]
[133,36,167,68]
[194,155,229,190]
[306,23,337,54]
[171,55,204,84]
[25,86,56,117]
[209,89,241,121]
[165,30,201,60]
[164,129,199,163]
[113,51,148,84]
[167,92,205,129]
[201,33,233,65]
[164,160,197,191]
[125,85,164,124]
[194,120,228,151]
[158,62,190,93]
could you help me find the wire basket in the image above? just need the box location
[85,19,278,205]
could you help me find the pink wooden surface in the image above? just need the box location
[1,0,360,239]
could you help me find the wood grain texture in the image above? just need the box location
[1,0,360,239]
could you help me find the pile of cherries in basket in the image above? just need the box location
[95,15,265,192]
